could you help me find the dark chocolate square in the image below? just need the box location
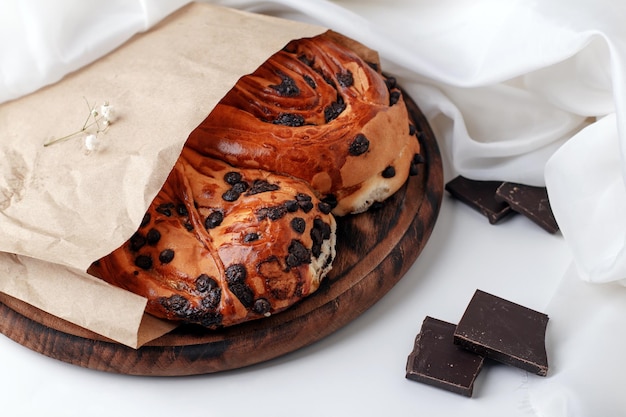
[406,316,485,397]
[445,176,513,224]
[453,290,549,376]
[495,182,559,233]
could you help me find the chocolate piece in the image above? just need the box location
[406,316,485,397]
[454,290,549,376]
[445,176,513,224]
[495,182,559,233]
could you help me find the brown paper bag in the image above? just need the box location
[0,3,326,348]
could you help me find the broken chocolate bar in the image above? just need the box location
[453,290,549,376]
[495,182,559,233]
[406,316,485,397]
[445,176,512,224]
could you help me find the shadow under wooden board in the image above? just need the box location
[0,91,444,376]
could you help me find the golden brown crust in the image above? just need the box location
[187,33,422,215]
[92,148,336,328]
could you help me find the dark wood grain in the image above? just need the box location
[0,92,443,376]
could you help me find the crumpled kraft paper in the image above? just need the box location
[0,3,325,348]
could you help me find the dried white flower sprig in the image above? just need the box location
[43,98,115,152]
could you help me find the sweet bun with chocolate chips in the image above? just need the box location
[91,31,423,328]
[91,147,336,328]
[187,31,423,216]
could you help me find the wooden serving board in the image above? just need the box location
[0,94,443,376]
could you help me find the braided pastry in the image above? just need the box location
[92,32,422,328]
[91,147,336,328]
[187,32,422,216]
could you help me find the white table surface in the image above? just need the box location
[0,161,574,417]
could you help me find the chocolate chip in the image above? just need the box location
[225,264,247,284]
[225,264,253,308]
[140,213,151,228]
[146,228,161,245]
[156,203,174,217]
[317,202,332,214]
[184,222,194,231]
[313,218,332,240]
[322,74,336,88]
[286,240,311,268]
[273,113,305,127]
[409,124,417,136]
[385,76,397,90]
[303,74,316,89]
[410,154,425,176]
[349,134,369,156]
[389,90,401,106]
[196,274,221,310]
[205,210,224,229]
[257,205,288,221]
[224,171,242,185]
[160,294,190,316]
[297,54,313,66]
[222,189,241,202]
[322,194,338,210]
[253,298,271,315]
[310,228,323,257]
[296,193,314,212]
[159,249,175,264]
[201,289,221,310]
[270,72,300,97]
[247,179,280,195]
[336,70,354,87]
[324,99,346,123]
[134,255,152,270]
[382,166,396,178]
[195,274,217,293]
[129,232,146,252]
[243,232,260,243]
[367,61,379,71]
[267,206,287,220]
[284,199,299,212]
[290,217,306,234]
[176,204,188,217]
[232,181,249,194]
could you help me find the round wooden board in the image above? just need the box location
[0,93,443,376]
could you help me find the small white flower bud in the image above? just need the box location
[84,134,100,152]
[100,103,115,123]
